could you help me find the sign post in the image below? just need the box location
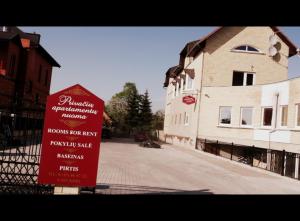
[182,95,196,105]
[38,84,104,194]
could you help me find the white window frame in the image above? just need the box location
[179,113,182,125]
[172,84,175,99]
[175,114,177,125]
[178,77,181,95]
[184,112,189,126]
[279,105,288,128]
[261,107,273,128]
[219,106,232,126]
[296,104,300,129]
[240,107,254,128]
[243,72,255,86]
[180,78,184,94]
[231,45,262,54]
[185,74,194,90]
[233,71,255,86]
[182,75,186,92]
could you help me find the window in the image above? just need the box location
[240,107,253,126]
[232,71,255,86]
[235,45,247,51]
[232,45,260,53]
[9,55,16,75]
[280,106,288,127]
[247,46,259,52]
[262,107,273,127]
[175,115,177,125]
[26,80,33,93]
[44,70,48,86]
[173,85,176,98]
[0,59,5,76]
[35,93,40,104]
[232,71,244,86]
[246,73,253,86]
[180,78,184,94]
[184,112,189,125]
[186,74,193,90]
[296,104,300,127]
[219,107,232,125]
[38,65,42,82]
[179,114,182,125]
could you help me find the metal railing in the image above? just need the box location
[197,138,300,180]
[0,109,53,194]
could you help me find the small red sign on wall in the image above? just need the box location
[182,95,196,105]
[38,84,104,187]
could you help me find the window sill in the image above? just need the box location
[278,126,288,130]
[230,50,265,55]
[217,125,254,129]
[240,125,254,129]
[258,127,273,130]
[184,88,195,92]
[217,124,233,128]
[257,127,291,131]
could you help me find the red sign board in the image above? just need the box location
[38,84,104,187]
[182,95,196,105]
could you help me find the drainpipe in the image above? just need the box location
[267,92,279,170]
[195,53,205,149]
[194,89,201,149]
[274,92,279,129]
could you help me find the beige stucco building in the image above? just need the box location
[163,26,300,176]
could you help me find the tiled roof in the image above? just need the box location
[187,26,298,58]
[163,26,299,87]
[0,27,60,67]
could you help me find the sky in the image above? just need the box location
[20,27,300,112]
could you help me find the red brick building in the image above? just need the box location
[0,26,60,113]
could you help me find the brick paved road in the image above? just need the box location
[95,138,300,194]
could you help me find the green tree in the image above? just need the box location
[106,82,139,136]
[152,110,164,130]
[125,88,141,134]
[105,97,127,134]
[113,82,138,99]
[139,90,153,132]
[152,110,165,140]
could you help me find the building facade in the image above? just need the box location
[163,27,300,157]
[0,26,60,113]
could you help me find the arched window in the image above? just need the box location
[232,45,260,53]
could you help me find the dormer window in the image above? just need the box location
[232,45,260,53]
